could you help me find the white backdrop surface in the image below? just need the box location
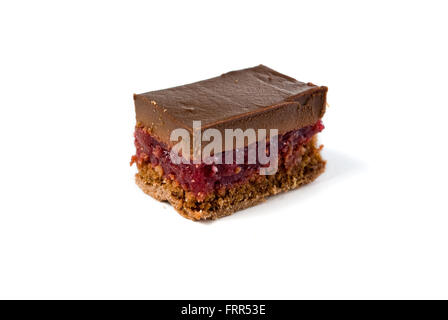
[0,1,447,299]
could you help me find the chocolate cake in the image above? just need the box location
[131,65,328,220]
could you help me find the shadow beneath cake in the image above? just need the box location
[201,148,366,223]
[319,148,366,182]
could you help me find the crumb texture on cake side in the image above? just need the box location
[135,137,326,221]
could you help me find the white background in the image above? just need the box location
[1,0,447,299]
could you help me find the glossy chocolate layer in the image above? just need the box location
[134,65,327,151]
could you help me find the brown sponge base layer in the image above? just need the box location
[135,137,326,221]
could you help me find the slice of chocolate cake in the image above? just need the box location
[131,65,328,220]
